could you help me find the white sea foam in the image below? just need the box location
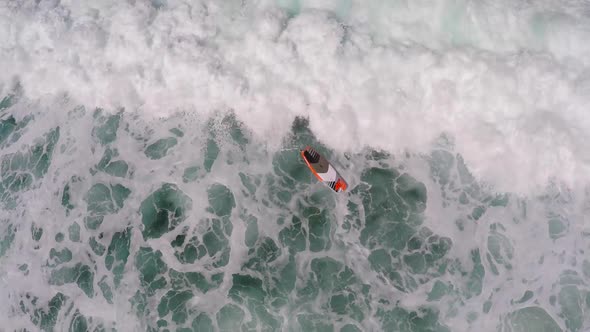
[2,0,590,195]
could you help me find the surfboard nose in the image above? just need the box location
[303,150,320,163]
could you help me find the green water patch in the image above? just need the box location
[529,13,550,48]
[303,206,332,252]
[19,264,29,276]
[583,260,590,279]
[540,185,577,244]
[296,313,334,332]
[157,289,194,324]
[31,223,43,242]
[207,183,235,217]
[105,227,132,287]
[557,271,586,332]
[429,149,455,187]
[90,236,106,256]
[486,223,514,275]
[341,324,362,332]
[242,213,259,248]
[69,310,89,332]
[548,214,568,240]
[99,276,114,304]
[243,237,282,270]
[169,127,184,137]
[217,303,246,332]
[202,217,233,268]
[0,88,21,113]
[440,0,473,46]
[512,290,534,305]
[239,172,259,197]
[172,232,208,264]
[140,183,192,240]
[343,199,362,232]
[171,217,233,268]
[192,313,215,331]
[145,137,178,160]
[214,112,250,149]
[201,115,237,172]
[354,165,453,291]
[68,222,81,242]
[464,249,485,299]
[293,257,370,325]
[273,117,332,186]
[135,247,168,296]
[239,229,298,311]
[223,114,249,147]
[19,292,67,331]
[263,171,299,209]
[306,185,337,209]
[428,147,508,226]
[335,0,352,20]
[357,166,426,249]
[366,229,452,293]
[215,114,253,167]
[274,255,297,306]
[92,148,131,178]
[47,247,73,267]
[130,291,150,322]
[272,146,312,191]
[279,215,307,254]
[0,221,16,258]
[503,306,562,332]
[228,273,283,330]
[55,232,64,242]
[427,280,452,302]
[204,137,219,172]
[49,263,95,298]
[92,109,121,145]
[0,127,60,207]
[182,166,202,183]
[0,114,32,148]
[134,259,225,327]
[83,183,131,230]
[377,306,450,332]
[275,0,301,17]
[169,269,223,294]
[61,176,80,216]
[456,154,478,191]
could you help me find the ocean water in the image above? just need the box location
[1,0,590,331]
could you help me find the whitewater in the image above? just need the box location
[1,0,589,331]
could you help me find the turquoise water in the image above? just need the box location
[1,1,590,331]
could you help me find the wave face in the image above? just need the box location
[1,1,589,331]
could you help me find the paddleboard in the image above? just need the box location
[300,146,348,192]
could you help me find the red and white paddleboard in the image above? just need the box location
[300,146,348,192]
